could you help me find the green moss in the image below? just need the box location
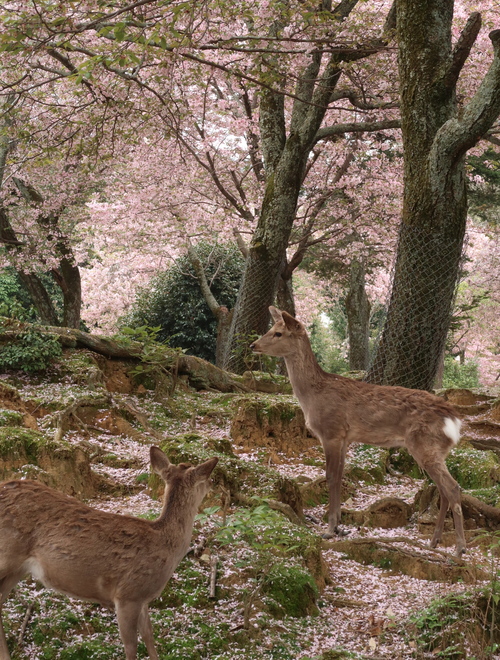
[465,485,500,506]
[0,409,23,427]
[447,446,500,489]
[388,448,423,478]
[345,445,388,485]
[152,432,277,498]
[411,587,500,658]
[262,563,319,617]
[0,427,67,462]
[235,395,301,426]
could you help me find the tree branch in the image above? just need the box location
[442,12,482,92]
[314,119,401,143]
[186,240,222,318]
[431,30,500,172]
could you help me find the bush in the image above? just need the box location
[122,242,244,363]
[442,356,480,388]
[0,267,63,323]
[0,330,62,372]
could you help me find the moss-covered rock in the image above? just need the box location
[230,394,318,457]
[411,587,500,657]
[447,445,500,489]
[343,497,413,529]
[0,427,96,497]
[262,562,319,617]
[241,371,293,394]
[54,350,105,389]
[0,408,23,427]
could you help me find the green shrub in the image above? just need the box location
[442,356,480,388]
[0,330,62,372]
[0,267,63,322]
[262,562,319,617]
[121,241,244,364]
[411,587,500,658]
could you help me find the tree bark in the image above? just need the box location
[345,259,370,371]
[367,5,500,390]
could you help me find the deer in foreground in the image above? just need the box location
[251,306,466,557]
[0,447,218,660]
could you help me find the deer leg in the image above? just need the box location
[420,461,466,557]
[430,491,449,549]
[0,608,10,660]
[115,601,141,660]
[138,605,158,660]
[323,439,348,537]
[0,570,26,660]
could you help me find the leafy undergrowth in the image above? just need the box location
[1,354,500,659]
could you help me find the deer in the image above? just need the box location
[251,306,466,557]
[0,446,218,660]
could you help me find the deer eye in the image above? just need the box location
[274,332,282,337]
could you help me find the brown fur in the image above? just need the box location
[251,306,466,557]
[0,447,218,660]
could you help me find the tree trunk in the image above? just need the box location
[215,307,233,369]
[221,2,398,374]
[52,256,82,329]
[276,270,296,318]
[345,260,370,371]
[367,4,500,390]
[18,271,61,326]
[223,143,308,372]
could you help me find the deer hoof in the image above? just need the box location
[334,526,351,537]
[320,526,350,539]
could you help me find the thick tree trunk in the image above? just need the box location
[367,4,500,390]
[221,3,398,374]
[18,271,61,326]
[223,145,307,372]
[52,256,82,329]
[345,260,370,371]
[276,270,296,318]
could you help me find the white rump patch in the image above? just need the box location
[23,557,45,582]
[443,417,461,445]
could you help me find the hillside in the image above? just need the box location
[1,346,500,659]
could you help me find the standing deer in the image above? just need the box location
[251,306,466,557]
[0,447,218,660]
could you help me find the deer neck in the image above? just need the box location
[152,485,200,552]
[283,335,325,404]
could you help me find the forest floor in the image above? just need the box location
[1,350,500,660]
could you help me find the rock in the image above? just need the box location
[324,537,487,583]
[230,395,318,456]
[0,427,96,498]
[344,497,413,529]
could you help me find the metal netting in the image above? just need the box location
[366,224,468,389]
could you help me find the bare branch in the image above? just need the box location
[443,12,482,91]
[314,119,401,143]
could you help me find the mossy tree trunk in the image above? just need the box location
[367,5,500,390]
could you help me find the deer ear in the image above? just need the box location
[150,446,171,475]
[193,457,218,482]
[282,310,303,332]
[269,306,283,323]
